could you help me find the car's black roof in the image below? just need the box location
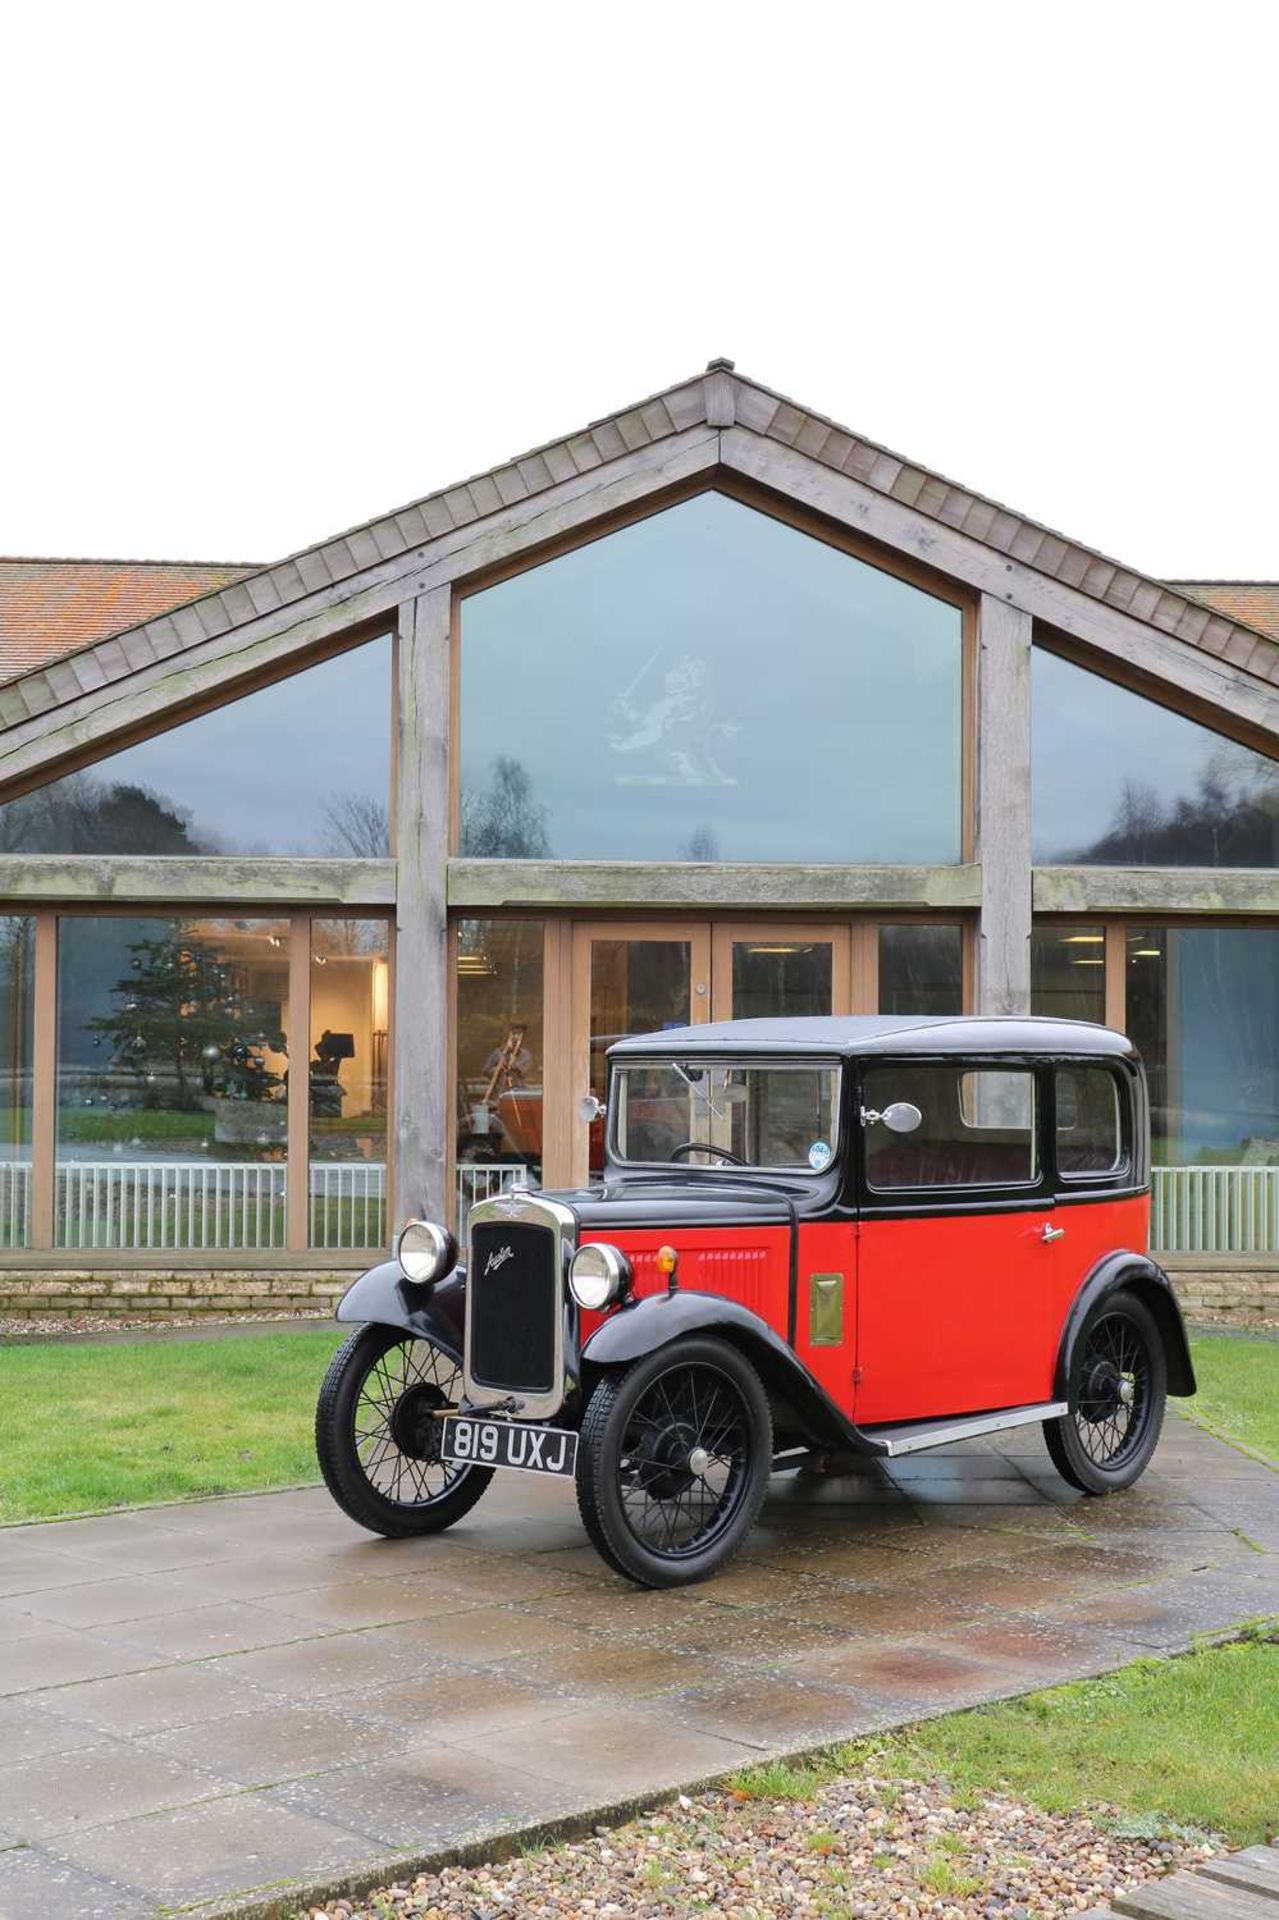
[608,1014,1137,1061]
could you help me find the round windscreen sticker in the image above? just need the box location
[808,1140,832,1171]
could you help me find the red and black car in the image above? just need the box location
[316,1015,1195,1587]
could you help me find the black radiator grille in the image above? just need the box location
[468,1220,558,1394]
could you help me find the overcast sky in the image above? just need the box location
[4,3,1275,581]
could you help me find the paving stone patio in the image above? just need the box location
[0,1416,1274,1919]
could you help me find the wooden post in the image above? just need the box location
[393,586,452,1222]
[976,596,1033,1015]
[29,910,57,1249]
[286,916,312,1251]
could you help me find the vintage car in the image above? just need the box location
[316,1015,1196,1587]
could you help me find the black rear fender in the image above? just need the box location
[1056,1251,1196,1398]
[581,1290,873,1454]
[334,1260,466,1364]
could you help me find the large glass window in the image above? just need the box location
[1127,926,1279,1166]
[1031,925,1107,1022]
[461,493,964,863]
[455,920,545,1208]
[55,916,290,1249]
[309,919,390,1249]
[1032,648,1279,866]
[1129,926,1279,1254]
[0,635,392,857]
[878,925,963,1014]
[0,917,34,1247]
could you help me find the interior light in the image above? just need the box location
[745,945,810,955]
[1071,958,1105,967]
[1131,949,1162,958]
[1060,934,1105,945]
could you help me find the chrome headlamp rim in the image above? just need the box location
[569,1241,632,1311]
[397,1218,458,1285]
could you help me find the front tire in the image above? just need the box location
[316,1324,493,1537]
[1044,1288,1167,1494]
[576,1335,773,1588]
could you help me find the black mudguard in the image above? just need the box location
[581,1289,882,1454]
[1055,1250,1196,1398]
[335,1260,467,1364]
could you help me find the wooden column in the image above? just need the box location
[976,596,1033,1015]
[29,910,57,1249]
[393,586,452,1222]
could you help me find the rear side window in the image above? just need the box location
[1055,1067,1124,1179]
[863,1064,1038,1190]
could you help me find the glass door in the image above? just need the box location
[569,923,711,1183]
[711,924,850,1022]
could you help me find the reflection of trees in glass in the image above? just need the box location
[321,791,390,857]
[86,930,281,1112]
[1064,747,1279,866]
[460,757,550,857]
[0,775,211,855]
[681,824,721,861]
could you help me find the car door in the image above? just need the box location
[853,1058,1059,1425]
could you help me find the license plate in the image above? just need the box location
[440,1417,578,1477]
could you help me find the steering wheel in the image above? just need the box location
[669,1141,748,1166]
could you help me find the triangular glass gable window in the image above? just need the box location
[1032,646,1279,866]
[0,634,391,857]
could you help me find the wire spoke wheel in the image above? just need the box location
[1074,1310,1151,1469]
[1044,1288,1167,1496]
[316,1324,494,1538]
[617,1362,750,1559]
[576,1335,772,1587]
[352,1336,468,1508]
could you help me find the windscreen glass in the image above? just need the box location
[612,1061,840,1171]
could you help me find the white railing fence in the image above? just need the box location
[0,1158,1274,1258]
[1149,1165,1279,1255]
[0,1160,386,1251]
[455,1161,531,1236]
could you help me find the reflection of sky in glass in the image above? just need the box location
[0,636,391,856]
[461,493,963,862]
[1032,648,1279,865]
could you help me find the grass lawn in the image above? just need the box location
[733,1633,1279,1846]
[1181,1333,1279,1463]
[0,1326,344,1522]
[0,1325,1272,1526]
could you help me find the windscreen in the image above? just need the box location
[612,1060,841,1172]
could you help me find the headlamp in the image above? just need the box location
[397,1219,458,1285]
[569,1241,631,1311]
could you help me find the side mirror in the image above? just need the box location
[578,1093,606,1125]
[862,1100,923,1133]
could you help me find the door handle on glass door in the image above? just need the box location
[1040,1224,1065,1243]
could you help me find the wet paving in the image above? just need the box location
[0,1416,1274,1917]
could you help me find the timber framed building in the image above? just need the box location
[0,361,1276,1318]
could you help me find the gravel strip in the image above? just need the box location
[310,1772,1216,1920]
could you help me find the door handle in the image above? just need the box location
[1040,1224,1065,1243]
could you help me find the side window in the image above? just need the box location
[1055,1067,1124,1179]
[864,1064,1038,1191]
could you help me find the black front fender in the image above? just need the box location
[581,1290,881,1454]
[335,1260,467,1364]
[1056,1250,1196,1398]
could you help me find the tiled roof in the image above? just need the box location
[1,366,1278,735]
[1169,582,1279,644]
[0,558,256,683]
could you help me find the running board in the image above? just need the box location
[860,1401,1067,1458]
